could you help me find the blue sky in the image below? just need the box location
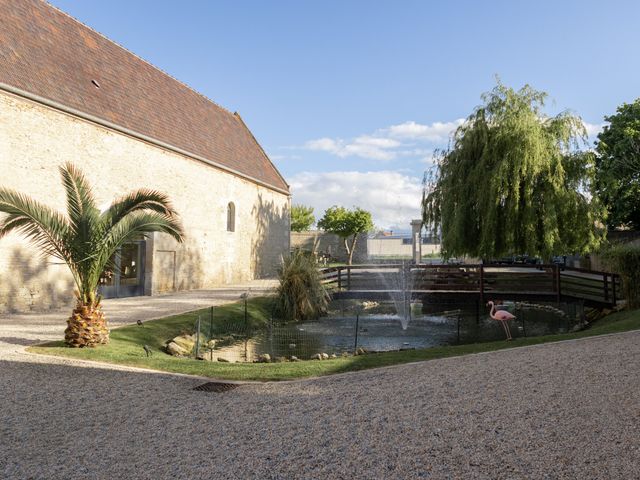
[51,0,640,230]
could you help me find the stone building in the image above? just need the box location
[0,0,290,312]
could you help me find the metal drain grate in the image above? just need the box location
[193,382,240,393]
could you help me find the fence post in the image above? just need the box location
[603,272,609,302]
[555,265,561,304]
[479,264,485,305]
[244,294,249,333]
[347,266,352,290]
[195,315,201,359]
[209,306,214,340]
[403,263,410,321]
[337,268,342,290]
[353,313,360,354]
[612,274,617,306]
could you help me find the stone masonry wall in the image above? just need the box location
[0,91,290,313]
[290,231,368,263]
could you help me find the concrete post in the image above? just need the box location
[410,219,423,264]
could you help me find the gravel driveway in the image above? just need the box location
[1,294,639,479]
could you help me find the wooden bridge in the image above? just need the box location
[320,264,621,307]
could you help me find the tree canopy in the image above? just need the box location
[290,204,315,232]
[422,82,604,260]
[317,206,373,264]
[594,98,640,230]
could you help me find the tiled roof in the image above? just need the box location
[0,0,289,193]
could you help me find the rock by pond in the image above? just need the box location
[173,334,196,351]
[165,334,197,356]
[256,353,271,363]
[166,341,189,356]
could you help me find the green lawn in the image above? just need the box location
[29,299,640,382]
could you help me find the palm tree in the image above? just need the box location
[0,163,184,347]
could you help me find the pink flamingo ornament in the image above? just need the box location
[487,301,515,340]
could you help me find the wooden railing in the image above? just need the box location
[320,263,621,306]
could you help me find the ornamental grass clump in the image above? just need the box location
[602,243,640,308]
[274,250,329,322]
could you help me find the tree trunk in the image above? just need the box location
[344,237,353,265]
[348,235,358,265]
[64,302,109,347]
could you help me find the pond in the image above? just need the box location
[205,300,584,363]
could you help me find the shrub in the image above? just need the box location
[602,243,640,308]
[274,250,330,321]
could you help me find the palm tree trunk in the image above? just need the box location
[64,302,109,347]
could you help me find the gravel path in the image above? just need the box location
[1,293,639,478]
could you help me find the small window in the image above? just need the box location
[226,202,235,232]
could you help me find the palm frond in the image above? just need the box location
[84,211,185,292]
[106,211,184,246]
[100,189,178,229]
[59,163,101,276]
[59,162,98,229]
[1,163,185,308]
[0,188,72,262]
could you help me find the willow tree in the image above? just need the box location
[0,163,184,347]
[422,82,604,260]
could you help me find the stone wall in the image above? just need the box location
[367,238,441,258]
[0,90,290,312]
[290,231,368,264]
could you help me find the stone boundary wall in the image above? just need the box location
[367,238,441,257]
[290,231,368,264]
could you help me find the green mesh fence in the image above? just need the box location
[171,299,585,363]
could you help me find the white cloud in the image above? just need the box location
[305,135,401,161]
[386,119,464,142]
[301,119,461,162]
[583,121,605,138]
[289,170,423,229]
[305,138,340,153]
[299,117,604,162]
